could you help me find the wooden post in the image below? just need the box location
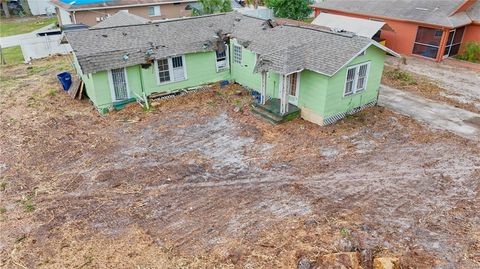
[280,74,288,115]
[261,71,267,105]
[283,75,289,114]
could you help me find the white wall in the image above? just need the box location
[20,34,72,62]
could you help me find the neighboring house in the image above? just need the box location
[311,0,480,62]
[50,0,197,27]
[65,12,398,126]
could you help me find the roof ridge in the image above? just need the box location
[87,12,234,31]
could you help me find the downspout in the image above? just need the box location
[139,65,148,108]
[72,10,77,24]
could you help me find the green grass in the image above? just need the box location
[0,16,57,37]
[1,46,24,65]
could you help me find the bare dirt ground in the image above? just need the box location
[384,56,480,113]
[1,56,480,268]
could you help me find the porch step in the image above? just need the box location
[251,101,300,124]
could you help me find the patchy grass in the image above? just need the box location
[0,182,6,191]
[1,46,24,65]
[0,16,57,37]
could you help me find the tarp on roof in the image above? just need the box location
[312,13,392,38]
[60,0,117,6]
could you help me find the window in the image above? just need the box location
[233,45,242,64]
[215,47,229,71]
[156,55,187,85]
[344,62,370,97]
[148,5,161,16]
[412,26,443,59]
[157,58,170,83]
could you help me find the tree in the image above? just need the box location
[1,0,10,18]
[193,0,232,16]
[265,0,313,20]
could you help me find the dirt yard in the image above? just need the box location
[1,56,479,268]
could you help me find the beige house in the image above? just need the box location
[50,0,198,27]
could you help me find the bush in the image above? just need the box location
[455,42,480,63]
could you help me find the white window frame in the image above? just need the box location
[233,44,242,64]
[154,55,187,85]
[108,67,130,102]
[215,46,230,72]
[343,62,370,97]
[148,5,161,17]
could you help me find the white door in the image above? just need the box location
[109,68,129,101]
[171,56,185,81]
[287,72,300,105]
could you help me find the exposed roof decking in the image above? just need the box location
[67,12,380,76]
[311,0,478,28]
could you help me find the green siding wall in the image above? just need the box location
[230,39,279,98]
[322,46,386,118]
[77,51,230,110]
[141,52,230,95]
[296,70,329,115]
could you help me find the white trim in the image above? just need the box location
[287,72,301,106]
[343,61,370,97]
[108,67,130,102]
[215,46,230,72]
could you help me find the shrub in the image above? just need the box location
[455,42,480,63]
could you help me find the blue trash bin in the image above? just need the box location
[57,72,72,91]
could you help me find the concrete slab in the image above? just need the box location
[378,85,480,140]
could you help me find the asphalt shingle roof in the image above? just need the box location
[311,0,478,28]
[66,12,374,76]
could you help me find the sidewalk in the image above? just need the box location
[378,85,480,140]
[0,24,55,48]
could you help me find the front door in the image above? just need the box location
[171,56,186,81]
[287,72,300,105]
[110,68,129,101]
[443,30,456,59]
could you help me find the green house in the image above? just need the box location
[66,12,398,125]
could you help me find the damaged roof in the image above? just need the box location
[311,0,478,28]
[66,12,388,76]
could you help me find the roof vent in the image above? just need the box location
[415,7,429,11]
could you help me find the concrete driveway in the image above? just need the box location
[379,85,480,140]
